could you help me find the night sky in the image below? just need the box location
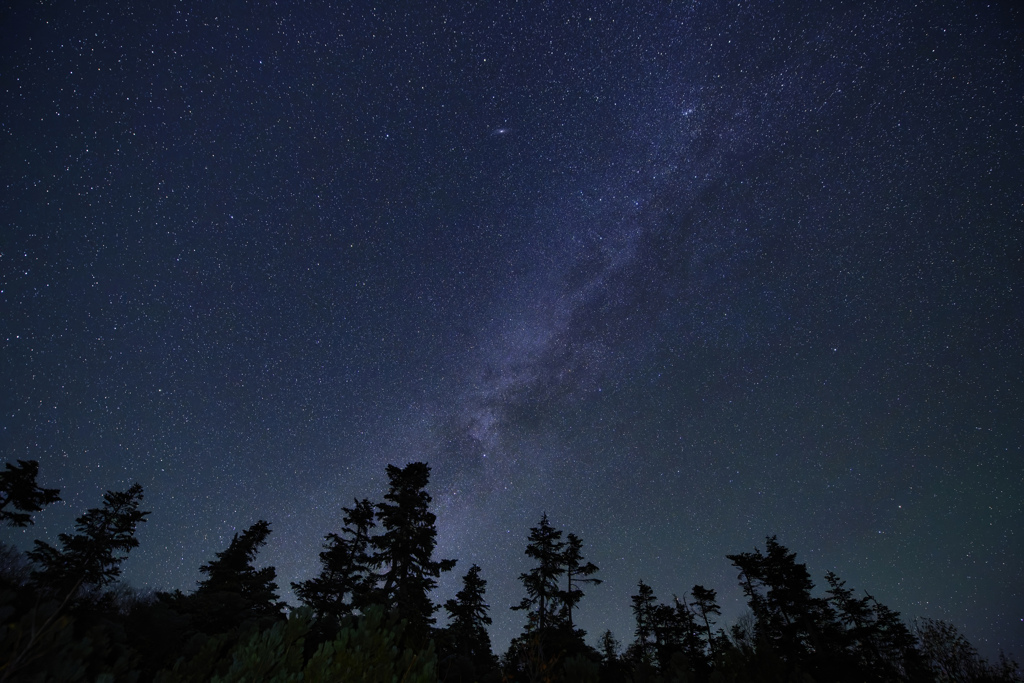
[2,0,1022,660]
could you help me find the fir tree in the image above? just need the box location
[27,483,148,599]
[512,513,566,633]
[727,535,834,665]
[441,564,498,678]
[673,594,709,673]
[651,602,682,672]
[371,462,455,642]
[190,519,284,632]
[690,584,721,659]
[825,571,928,681]
[293,498,376,621]
[0,460,60,528]
[599,629,632,683]
[865,593,928,681]
[630,580,657,668]
[559,532,601,629]
[599,629,620,665]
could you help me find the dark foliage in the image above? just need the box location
[292,498,376,623]
[371,462,456,644]
[726,535,835,665]
[560,532,601,630]
[505,514,605,682]
[2,459,1019,683]
[512,513,567,633]
[0,459,60,528]
[27,483,148,599]
[629,579,657,670]
[916,618,1022,683]
[186,519,285,634]
[437,564,499,682]
[689,584,720,659]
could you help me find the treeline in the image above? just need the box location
[0,459,1019,682]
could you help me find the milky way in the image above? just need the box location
[2,0,1021,658]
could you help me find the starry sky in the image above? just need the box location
[2,0,1022,660]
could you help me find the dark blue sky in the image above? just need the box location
[2,0,1021,659]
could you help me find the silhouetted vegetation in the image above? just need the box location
[0,460,60,528]
[0,459,1018,682]
[371,462,457,645]
[292,498,377,625]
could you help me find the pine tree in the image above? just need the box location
[27,483,148,599]
[651,602,682,672]
[673,594,708,672]
[191,520,284,632]
[371,462,455,642]
[441,564,497,677]
[559,532,601,630]
[690,584,721,658]
[599,629,632,683]
[727,536,836,672]
[512,513,566,633]
[599,629,620,665]
[866,594,928,681]
[826,571,928,681]
[293,498,376,621]
[0,460,60,527]
[630,580,657,668]
[824,571,874,664]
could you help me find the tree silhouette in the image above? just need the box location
[293,498,376,621]
[825,571,928,681]
[727,535,834,665]
[690,584,721,659]
[512,513,566,633]
[650,601,683,673]
[671,594,709,674]
[630,580,657,668]
[371,462,455,643]
[27,483,147,599]
[865,594,928,681]
[914,618,1019,682]
[190,519,284,632]
[598,629,632,683]
[4,457,1018,683]
[0,460,60,528]
[599,629,620,664]
[440,564,498,680]
[559,532,601,629]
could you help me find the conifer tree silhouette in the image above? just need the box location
[825,571,928,681]
[671,594,708,672]
[690,584,721,658]
[727,535,833,664]
[512,513,566,633]
[0,460,60,528]
[599,629,620,664]
[441,564,498,678]
[559,532,601,629]
[371,462,454,642]
[28,483,147,599]
[190,519,284,632]
[293,498,376,621]
[630,580,657,668]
